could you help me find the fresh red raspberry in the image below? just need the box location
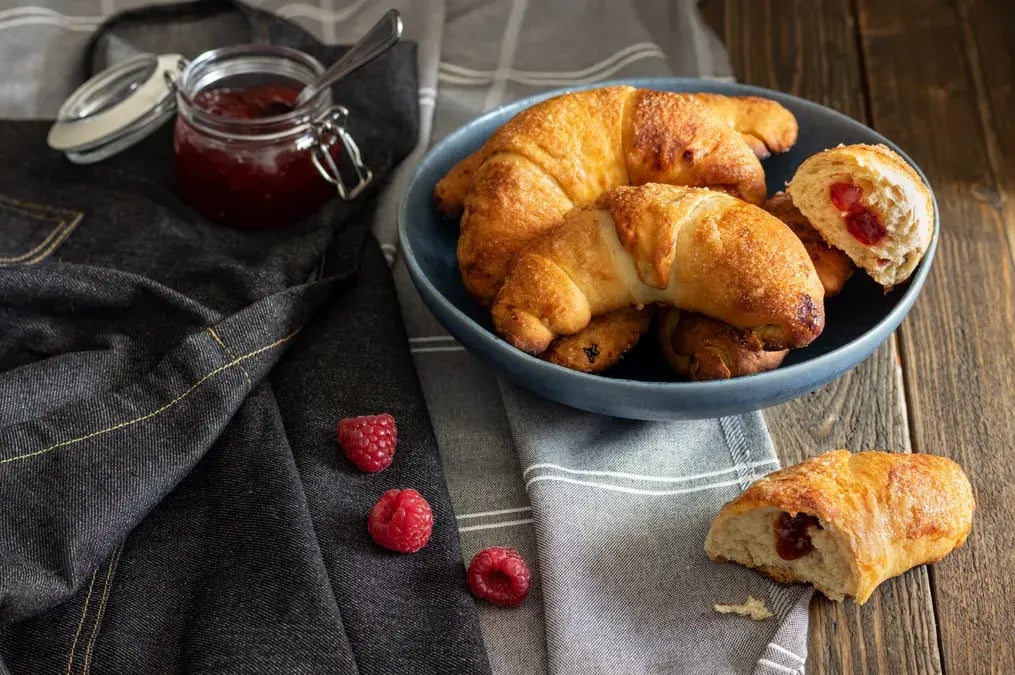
[338,413,397,472]
[367,489,433,553]
[467,547,531,607]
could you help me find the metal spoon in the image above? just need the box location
[271,9,402,114]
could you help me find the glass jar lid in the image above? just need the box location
[47,53,183,164]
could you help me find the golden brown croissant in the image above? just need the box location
[657,310,787,381]
[657,193,854,381]
[705,450,974,604]
[787,144,934,288]
[541,307,654,373]
[436,86,799,304]
[691,93,800,160]
[492,184,825,355]
[436,87,797,374]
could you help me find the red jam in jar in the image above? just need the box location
[191,84,298,119]
[174,83,340,229]
[170,45,365,229]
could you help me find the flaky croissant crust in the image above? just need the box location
[492,184,825,355]
[707,450,974,603]
[436,86,798,304]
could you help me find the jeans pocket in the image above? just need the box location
[0,194,83,266]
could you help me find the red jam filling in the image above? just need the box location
[829,182,862,211]
[193,85,297,119]
[173,84,340,229]
[774,512,822,560]
[844,208,887,246]
[828,182,887,246]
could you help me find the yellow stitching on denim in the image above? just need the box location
[0,193,80,217]
[0,195,83,264]
[207,327,253,388]
[0,199,68,222]
[0,329,300,466]
[0,219,66,264]
[81,545,123,674]
[66,569,98,675]
[25,212,83,265]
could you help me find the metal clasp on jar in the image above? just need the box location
[310,106,373,201]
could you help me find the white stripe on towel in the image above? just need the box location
[0,2,380,32]
[439,42,662,81]
[457,506,532,520]
[522,459,778,483]
[0,15,101,32]
[274,0,370,24]
[458,518,534,533]
[483,0,528,111]
[757,659,800,675]
[438,48,665,87]
[525,475,746,496]
[0,7,101,22]
[767,643,805,664]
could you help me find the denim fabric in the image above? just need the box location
[0,4,490,673]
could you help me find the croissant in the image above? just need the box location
[492,184,825,355]
[436,87,797,374]
[541,307,654,373]
[705,450,974,604]
[690,93,800,160]
[787,144,934,287]
[658,310,786,380]
[658,193,854,381]
[436,86,799,305]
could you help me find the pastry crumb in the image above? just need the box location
[713,596,772,620]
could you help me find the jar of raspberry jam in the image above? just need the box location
[47,45,371,229]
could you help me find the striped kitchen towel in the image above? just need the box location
[390,1,815,673]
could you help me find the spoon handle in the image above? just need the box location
[294,9,403,108]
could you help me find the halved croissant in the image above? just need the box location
[492,184,825,355]
[787,144,934,287]
[657,192,854,381]
[705,450,974,604]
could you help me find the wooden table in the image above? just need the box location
[700,1,1015,672]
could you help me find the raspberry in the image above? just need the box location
[338,413,397,472]
[467,547,531,607]
[367,489,433,553]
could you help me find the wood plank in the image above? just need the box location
[957,0,1015,269]
[714,2,944,674]
[856,0,1015,672]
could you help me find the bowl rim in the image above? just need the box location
[397,76,939,398]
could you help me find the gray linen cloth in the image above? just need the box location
[0,1,812,673]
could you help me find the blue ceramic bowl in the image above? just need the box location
[397,78,937,420]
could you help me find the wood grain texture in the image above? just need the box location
[856,0,1015,672]
[706,1,943,673]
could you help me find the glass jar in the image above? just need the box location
[171,45,371,229]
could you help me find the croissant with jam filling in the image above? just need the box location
[787,144,934,288]
[705,450,974,604]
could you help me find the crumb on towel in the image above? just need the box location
[713,596,772,620]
